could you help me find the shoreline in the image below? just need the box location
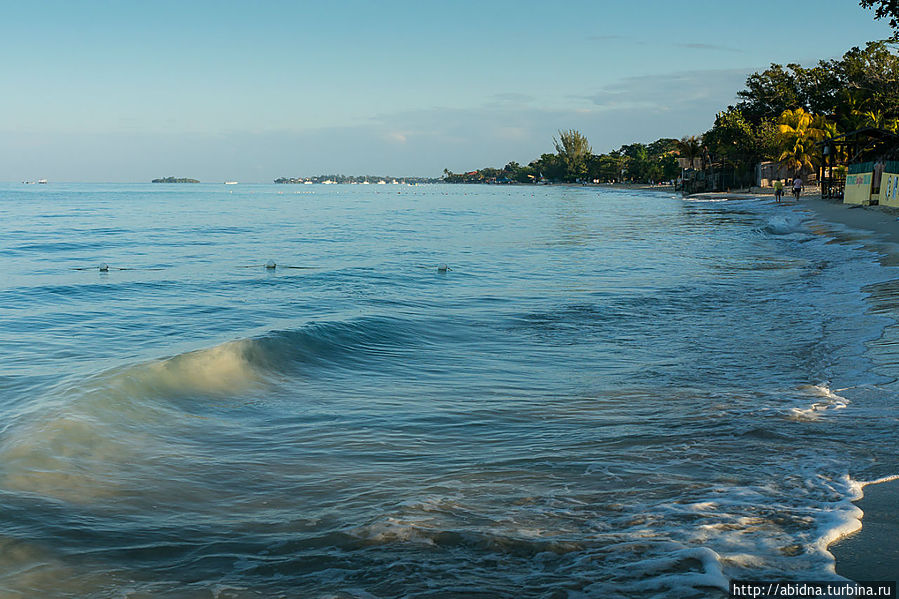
[830,478,899,582]
[691,189,899,259]
[693,188,899,582]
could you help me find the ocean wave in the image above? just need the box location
[761,213,810,236]
[0,316,426,504]
[786,384,850,422]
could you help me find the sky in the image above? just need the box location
[0,0,892,182]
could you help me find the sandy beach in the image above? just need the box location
[831,478,899,582]
[801,196,899,584]
[695,189,899,583]
[697,188,899,248]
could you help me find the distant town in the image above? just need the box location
[275,175,442,185]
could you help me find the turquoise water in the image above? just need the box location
[1,183,898,598]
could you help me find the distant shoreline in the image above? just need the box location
[688,187,899,583]
[152,177,199,184]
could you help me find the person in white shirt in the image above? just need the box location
[792,176,803,200]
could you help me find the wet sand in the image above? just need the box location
[830,479,899,582]
[800,195,899,246]
[800,196,899,583]
[694,189,899,583]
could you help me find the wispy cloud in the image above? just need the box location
[0,68,758,181]
[489,92,536,105]
[587,68,751,111]
[385,131,408,143]
[588,34,625,41]
[676,42,744,53]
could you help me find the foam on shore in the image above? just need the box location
[828,475,899,582]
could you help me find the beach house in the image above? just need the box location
[818,127,899,205]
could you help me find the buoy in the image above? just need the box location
[265,260,277,269]
[99,263,109,272]
[437,264,448,273]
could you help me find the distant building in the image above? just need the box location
[818,128,899,204]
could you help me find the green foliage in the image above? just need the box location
[504,161,537,183]
[608,141,679,183]
[735,41,899,131]
[276,174,440,184]
[676,136,703,170]
[152,177,200,183]
[703,109,780,171]
[442,35,897,189]
[735,64,804,124]
[531,153,567,182]
[830,41,899,129]
[775,108,830,176]
[859,0,899,32]
[586,151,624,182]
[553,129,593,181]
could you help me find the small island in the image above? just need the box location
[152,177,200,183]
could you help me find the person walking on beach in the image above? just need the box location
[774,178,783,202]
[792,176,803,200]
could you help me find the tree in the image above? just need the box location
[736,64,804,124]
[676,136,703,170]
[830,41,899,123]
[647,138,679,156]
[597,152,625,182]
[504,161,536,183]
[704,108,780,169]
[531,153,566,182]
[553,129,592,181]
[619,143,650,181]
[859,0,899,33]
[735,41,899,134]
[776,108,829,176]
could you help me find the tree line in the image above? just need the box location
[443,131,681,184]
[444,0,899,185]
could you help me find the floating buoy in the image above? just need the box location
[99,263,109,272]
[437,264,450,273]
[265,260,277,269]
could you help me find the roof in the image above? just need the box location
[818,127,899,146]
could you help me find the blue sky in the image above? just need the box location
[0,0,891,181]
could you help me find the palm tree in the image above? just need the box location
[676,136,702,170]
[777,108,828,177]
[858,109,899,133]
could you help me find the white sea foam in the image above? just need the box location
[815,474,865,566]
[821,473,899,558]
[3,185,898,597]
[627,547,729,594]
[0,338,268,503]
[787,384,850,421]
[140,340,264,394]
[763,213,808,235]
[350,517,438,546]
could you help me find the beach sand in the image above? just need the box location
[701,190,899,583]
[830,479,899,582]
[801,195,899,583]
[801,195,899,248]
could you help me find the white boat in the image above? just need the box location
[37,179,48,184]
[224,181,238,185]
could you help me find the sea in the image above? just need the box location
[1,182,897,598]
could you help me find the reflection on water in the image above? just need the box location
[0,184,897,597]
